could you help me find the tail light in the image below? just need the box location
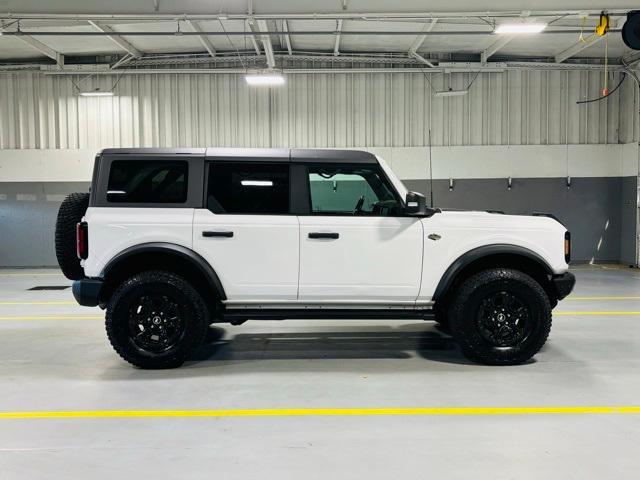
[564,231,571,263]
[76,222,88,260]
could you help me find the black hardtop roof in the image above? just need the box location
[101,148,206,156]
[99,148,377,164]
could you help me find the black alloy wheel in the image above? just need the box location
[128,293,186,353]
[447,268,552,365]
[106,271,209,369]
[476,291,533,348]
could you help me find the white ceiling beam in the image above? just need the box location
[482,13,538,63]
[282,20,293,55]
[184,19,216,57]
[410,52,436,68]
[0,10,632,22]
[39,60,626,75]
[246,0,261,54]
[256,19,276,69]
[555,18,621,63]
[111,53,135,69]
[87,20,141,58]
[245,19,262,55]
[14,35,64,67]
[481,35,516,63]
[408,18,438,56]
[555,35,604,63]
[622,51,640,68]
[333,19,343,56]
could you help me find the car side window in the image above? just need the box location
[306,164,402,216]
[207,162,290,214]
[107,160,188,203]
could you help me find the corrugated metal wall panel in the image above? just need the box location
[0,70,634,150]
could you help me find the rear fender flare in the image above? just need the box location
[101,242,227,300]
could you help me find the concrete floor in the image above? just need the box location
[1,265,639,479]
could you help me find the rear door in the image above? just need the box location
[192,160,299,302]
[296,162,424,303]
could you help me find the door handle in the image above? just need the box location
[202,231,234,238]
[308,232,339,239]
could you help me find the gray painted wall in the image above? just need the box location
[0,182,89,267]
[620,176,638,266]
[0,177,636,267]
[405,176,634,264]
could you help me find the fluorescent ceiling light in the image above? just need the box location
[495,23,547,34]
[434,89,469,97]
[245,74,285,86]
[79,90,114,97]
[241,180,273,187]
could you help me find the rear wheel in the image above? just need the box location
[448,268,551,365]
[106,271,209,369]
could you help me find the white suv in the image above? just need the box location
[55,148,575,369]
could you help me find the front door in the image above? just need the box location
[297,163,424,303]
[193,161,299,301]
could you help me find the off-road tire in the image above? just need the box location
[448,268,551,365]
[55,192,90,280]
[106,271,209,369]
[433,302,449,328]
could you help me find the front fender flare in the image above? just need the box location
[432,244,553,302]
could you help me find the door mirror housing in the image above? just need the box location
[405,191,427,215]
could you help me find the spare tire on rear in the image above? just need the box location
[55,192,90,280]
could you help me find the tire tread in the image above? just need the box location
[105,270,208,369]
[448,268,552,365]
[54,192,90,280]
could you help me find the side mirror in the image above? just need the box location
[405,191,427,215]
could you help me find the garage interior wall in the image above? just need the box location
[0,70,638,266]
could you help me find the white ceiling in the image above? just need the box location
[2,0,637,15]
[0,2,637,67]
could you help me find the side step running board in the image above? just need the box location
[220,309,436,322]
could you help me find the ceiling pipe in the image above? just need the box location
[36,68,504,75]
[0,10,630,22]
[0,56,622,73]
[25,62,625,75]
[0,28,621,36]
[125,52,435,66]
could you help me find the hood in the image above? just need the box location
[432,209,566,233]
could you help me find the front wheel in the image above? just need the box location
[106,271,209,369]
[448,268,551,365]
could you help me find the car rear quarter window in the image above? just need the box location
[107,160,188,203]
[207,162,289,214]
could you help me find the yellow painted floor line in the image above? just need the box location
[565,296,640,301]
[555,311,640,316]
[0,315,102,321]
[0,301,76,306]
[1,406,640,420]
